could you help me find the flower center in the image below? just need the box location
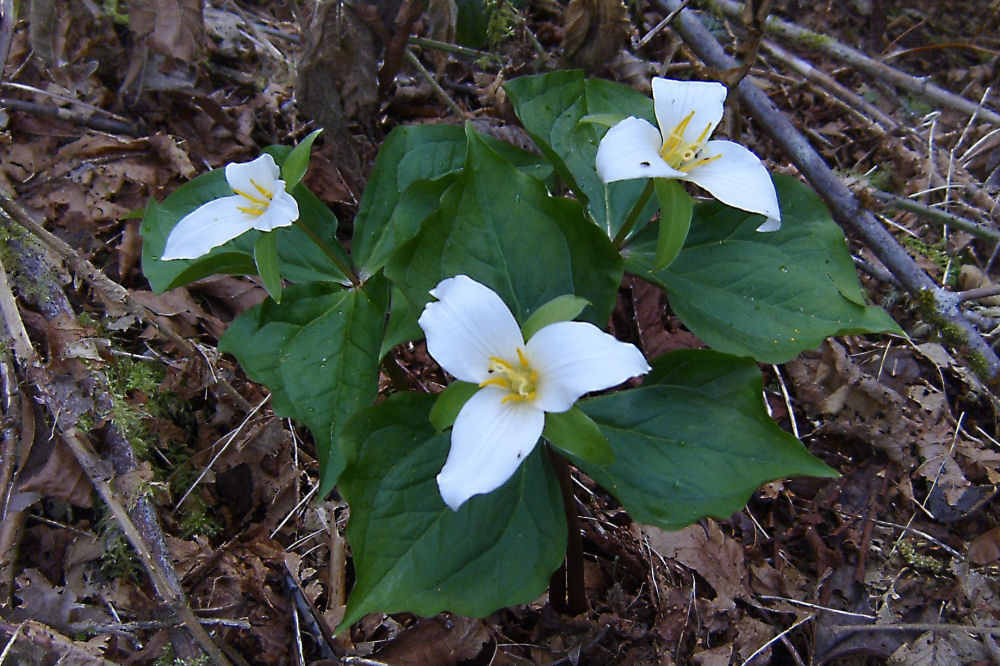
[479,348,538,404]
[233,178,274,216]
[659,111,721,171]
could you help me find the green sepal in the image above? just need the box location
[521,294,590,341]
[653,178,693,271]
[543,406,614,466]
[578,113,627,128]
[253,232,282,302]
[281,129,323,189]
[429,381,480,431]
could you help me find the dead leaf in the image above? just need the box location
[129,0,204,62]
[560,0,630,71]
[641,520,746,610]
[967,526,1000,565]
[373,615,493,665]
[12,569,112,632]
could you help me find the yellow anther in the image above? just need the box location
[250,178,274,200]
[685,153,723,170]
[236,204,266,216]
[484,349,537,403]
[232,188,271,206]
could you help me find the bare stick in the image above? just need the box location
[702,0,1000,125]
[832,622,1000,636]
[0,189,252,411]
[0,260,235,666]
[658,0,1000,381]
[872,190,1000,243]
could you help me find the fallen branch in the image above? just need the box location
[0,257,236,666]
[871,190,1000,243]
[702,0,1000,125]
[0,189,252,412]
[658,0,1000,381]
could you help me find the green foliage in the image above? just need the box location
[624,175,901,363]
[575,350,838,529]
[178,496,222,539]
[337,393,566,630]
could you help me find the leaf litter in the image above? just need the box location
[1,0,1000,663]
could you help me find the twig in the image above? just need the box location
[0,620,119,666]
[832,622,1000,636]
[408,36,494,61]
[0,259,235,666]
[872,190,1000,243]
[701,0,1000,125]
[0,189,252,411]
[739,614,814,666]
[637,0,692,48]
[659,0,1000,381]
[761,41,901,133]
[0,98,140,135]
[0,332,24,606]
[404,48,468,118]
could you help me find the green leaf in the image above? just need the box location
[281,129,323,189]
[624,175,901,363]
[386,124,622,330]
[379,286,423,359]
[218,277,390,495]
[578,113,627,128]
[653,178,693,271]
[141,163,349,292]
[352,124,552,276]
[504,71,659,238]
[338,392,566,630]
[429,381,480,431]
[253,233,282,302]
[521,294,590,341]
[576,349,838,530]
[543,407,613,466]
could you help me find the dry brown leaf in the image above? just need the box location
[641,520,746,610]
[560,0,630,71]
[16,435,92,508]
[373,615,493,665]
[967,526,1000,565]
[129,0,205,62]
[13,569,112,632]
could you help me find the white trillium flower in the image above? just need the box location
[418,275,651,511]
[595,77,781,232]
[161,154,299,260]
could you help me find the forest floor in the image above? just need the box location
[1,0,1000,664]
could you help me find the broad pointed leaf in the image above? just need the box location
[504,70,659,237]
[218,277,389,494]
[576,349,838,530]
[338,392,565,630]
[385,125,621,330]
[624,175,900,363]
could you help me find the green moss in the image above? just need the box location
[97,514,142,583]
[797,29,834,49]
[178,496,221,539]
[898,539,945,574]
[153,645,210,666]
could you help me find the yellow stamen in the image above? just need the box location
[236,205,265,216]
[483,348,538,403]
[660,113,716,171]
[232,188,270,206]
[250,178,274,200]
[685,153,723,170]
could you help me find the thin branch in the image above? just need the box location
[701,0,1000,125]
[0,260,235,666]
[0,188,252,411]
[405,48,468,119]
[872,190,1000,242]
[832,622,1000,636]
[659,0,1000,381]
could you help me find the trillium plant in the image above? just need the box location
[141,72,899,626]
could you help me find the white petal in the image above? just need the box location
[437,387,545,510]
[253,185,299,231]
[652,78,727,149]
[225,154,281,194]
[526,321,651,413]
[418,275,524,384]
[681,140,781,229]
[161,196,256,260]
[596,117,686,183]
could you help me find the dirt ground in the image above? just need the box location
[0,0,999,664]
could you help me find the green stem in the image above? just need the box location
[293,220,360,287]
[612,179,655,250]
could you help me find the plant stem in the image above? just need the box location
[612,180,655,250]
[293,220,360,287]
[546,448,587,615]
